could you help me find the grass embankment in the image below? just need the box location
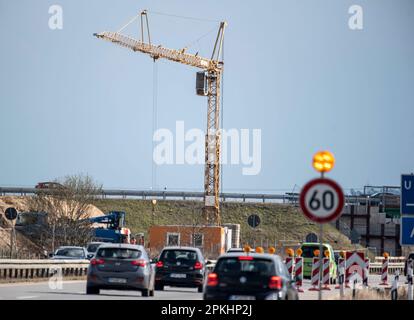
[92,199,357,251]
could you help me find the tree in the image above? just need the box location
[27,174,102,252]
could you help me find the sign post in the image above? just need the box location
[300,151,344,300]
[4,207,18,259]
[247,214,261,247]
[401,174,414,247]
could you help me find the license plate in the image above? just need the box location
[170,273,186,279]
[229,295,256,300]
[108,278,127,284]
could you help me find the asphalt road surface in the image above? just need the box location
[0,275,405,300]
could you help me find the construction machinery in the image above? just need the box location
[94,10,226,225]
[88,211,131,243]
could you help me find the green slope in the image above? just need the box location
[92,199,357,250]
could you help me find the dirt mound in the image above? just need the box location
[0,228,43,256]
[0,196,104,221]
[0,196,105,255]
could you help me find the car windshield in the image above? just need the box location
[87,243,102,253]
[215,258,274,276]
[56,248,84,257]
[301,245,329,258]
[160,250,198,266]
[96,248,141,259]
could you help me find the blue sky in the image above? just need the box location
[1,0,413,193]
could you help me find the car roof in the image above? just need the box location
[301,242,332,248]
[96,243,145,250]
[161,246,201,252]
[56,246,85,250]
[218,252,280,261]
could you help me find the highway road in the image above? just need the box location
[0,275,404,300]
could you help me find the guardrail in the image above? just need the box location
[0,259,90,281]
[0,187,381,205]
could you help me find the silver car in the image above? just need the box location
[50,246,88,260]
[86,244,155,297]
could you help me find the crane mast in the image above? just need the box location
[94,11,226,225]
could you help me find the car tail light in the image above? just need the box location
[238,256,253,261]
[207,273,218,287]
[194,261,203,270]
[156,261,164,268]
[268,276,282,290]
[90,258,105,265]
[131,259,147,267]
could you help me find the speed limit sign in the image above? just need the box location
[299,178,344,224]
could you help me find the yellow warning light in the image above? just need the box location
[296,248,303,257]
[339,250,346,258]
[324,250,330,258]
[255,246,264,253]
[285,248,294,257]
[268,247,276,254]
[383,252,389,259]
[312,151,335,173]
[243,245,251,253]
[313,249,320,257]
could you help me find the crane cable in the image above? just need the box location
[147,10,221,23]
[152,60,158,191]
[117,14,140,33]
[220,38,224,195]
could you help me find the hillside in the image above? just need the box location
[92,199,358,251]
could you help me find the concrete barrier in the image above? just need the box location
[0,259,90,281]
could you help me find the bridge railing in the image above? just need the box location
[0,187,380,205]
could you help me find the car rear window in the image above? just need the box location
[96,248,142,259]
[56,248,85,257]
[87,244,102,253]
[160,250,198,266]
[215,258,275,276]
[301,245,329,258]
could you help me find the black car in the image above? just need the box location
[203,252,299,300]
[154,246,206,292]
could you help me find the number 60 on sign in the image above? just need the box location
[299,178,345,224]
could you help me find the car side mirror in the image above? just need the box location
[48,253,54,258]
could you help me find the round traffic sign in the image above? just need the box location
[4,207,18,220]
[247,214,261,228]
[299,178,344,224]
[305,232,318,243]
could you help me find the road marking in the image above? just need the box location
[16,296,38,300]
[0,280,85,287]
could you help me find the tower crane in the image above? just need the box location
[94,10,226,225]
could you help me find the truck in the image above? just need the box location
[87,211,131,244]
[16,210,131,244]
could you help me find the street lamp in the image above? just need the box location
[151,199,157,226]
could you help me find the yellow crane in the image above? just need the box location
[94,10,227,225]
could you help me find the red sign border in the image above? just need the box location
[299,178,344,224]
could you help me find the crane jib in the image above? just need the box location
[94,32,221,71]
